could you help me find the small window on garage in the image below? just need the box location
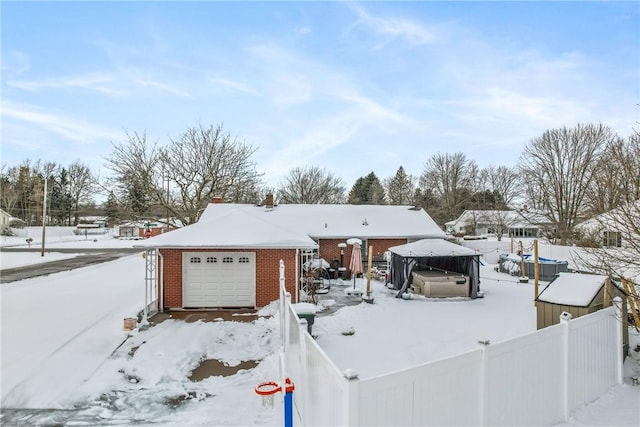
[223,257,234,263]
[190,257,201,263]
[206,257,217,263]
[238,256,250,263]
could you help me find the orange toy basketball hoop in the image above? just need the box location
[255,378,295,408]
[255,381,281,407]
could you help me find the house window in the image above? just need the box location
[206,257,217,263]
[238,257,250,263]
[509,228,538,238]
[603,231,622,248]
[190,257,201,263]
[223,257,234,263]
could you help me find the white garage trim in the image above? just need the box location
[182,251,255,308]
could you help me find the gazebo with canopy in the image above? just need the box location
[387,239,481,299]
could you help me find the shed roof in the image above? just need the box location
[536,272,608,307]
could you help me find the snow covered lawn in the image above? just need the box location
[315,268,538,378]
[1,255,146,406]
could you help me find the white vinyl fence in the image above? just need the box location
[278,261,624,426]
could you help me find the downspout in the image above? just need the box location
[295,248,299,304]
[158,249,164,312]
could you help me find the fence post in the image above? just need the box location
[299,318,309,424]
[280,260,286,346]
[613,297,624,385]
[477,339,490,427]
[343,368,359,426]
[560,311,572,421]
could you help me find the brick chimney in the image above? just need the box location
[211,196,223,204]
[265,193,274,209]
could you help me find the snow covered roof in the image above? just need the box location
[136,203,445,249]
[536,272,608,307]
[574,200,640,233]
[135,208,318,249]
[200,203,445,240]
[445,209,551,229]
[388,238,478,257]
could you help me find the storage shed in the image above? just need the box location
[536,273,628,350]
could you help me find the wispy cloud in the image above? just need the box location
[2,100,122,144]
[1,51,31,76]
[7,73,126,96]
[347,3,437,47]
[209,77,261,96]
[7,68,192,99]
[132,77,192,98]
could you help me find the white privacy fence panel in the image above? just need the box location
[302,333,350,426]
[484,324,565,426]
[284,302,303,404]
[568,308,620,410]
[358,350,483,426]
[279,260,351,426]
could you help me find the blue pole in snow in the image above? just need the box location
[284,378,294,427]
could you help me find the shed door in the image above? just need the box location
[182,252,255,308]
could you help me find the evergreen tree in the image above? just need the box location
[385,166,415,205]
[348,172,386,205]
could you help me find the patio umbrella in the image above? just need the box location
[349,241,363,288]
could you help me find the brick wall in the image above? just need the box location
[318,238,406,276]
[159,248,298,309]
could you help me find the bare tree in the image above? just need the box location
[585,133,640,216]
[419,152,477,224]
[519,124,615,245]
[105,124,263,226]
[67,160,95,224]
[485,210,516,241]
[277,166,346,204]
[105,130,161,219]
[477,165,520,208]
[384,166,416,205]
[0,164,21,216]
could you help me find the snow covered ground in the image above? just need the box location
[1,226,137,249]
[0,234,638,425]
[0,251,80,269]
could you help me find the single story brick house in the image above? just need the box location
[136,196,446,310]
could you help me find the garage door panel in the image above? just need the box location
[183,252,255,308]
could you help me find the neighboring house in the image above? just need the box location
[445,209,554,238]
[118,219,178,239]
[77,216,108,227]
[74,216,109,235]
[136,195,446,309]
[574,201,640,248]
[0,208,26,234]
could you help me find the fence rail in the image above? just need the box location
[278,260,623,426]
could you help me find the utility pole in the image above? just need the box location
[40,177,48,257]
[534,239,539,305]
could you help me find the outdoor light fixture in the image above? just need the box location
[338,242,347,268]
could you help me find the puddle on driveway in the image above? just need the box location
[189,359,259,381]
[150,310,259,324]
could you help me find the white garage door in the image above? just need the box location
[182,252,255,308]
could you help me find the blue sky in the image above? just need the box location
[2,1,638,190]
